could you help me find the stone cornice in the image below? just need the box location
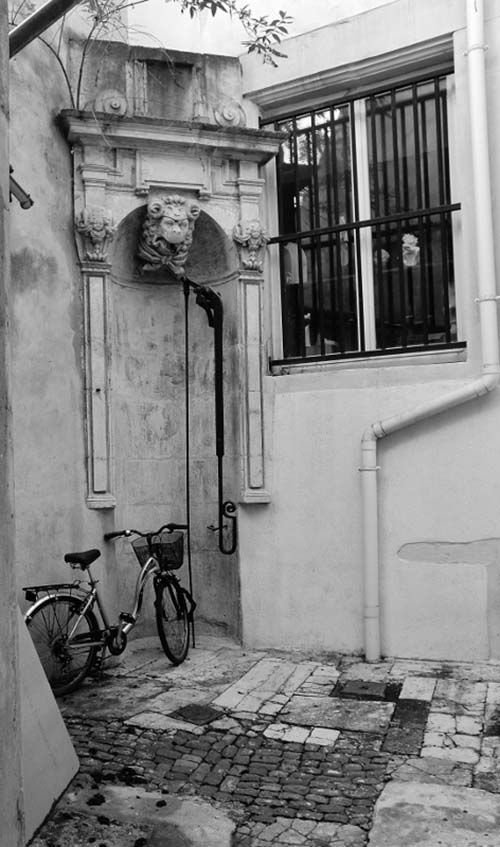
[60,111,285,165]
[245,34,454,120]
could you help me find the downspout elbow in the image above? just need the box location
[478,369,500,394]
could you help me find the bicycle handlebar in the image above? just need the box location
[104,523,188,542]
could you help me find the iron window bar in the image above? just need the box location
[268,203,461,245]
[269,203,461,361]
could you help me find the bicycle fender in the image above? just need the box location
[24,590,89,621]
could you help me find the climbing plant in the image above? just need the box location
[9,0,292,108]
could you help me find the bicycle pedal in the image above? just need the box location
[119,612,135,624]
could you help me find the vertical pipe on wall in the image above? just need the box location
[360,0,500,662]
[467,0,499,372]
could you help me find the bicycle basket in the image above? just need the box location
[132,531,184,570]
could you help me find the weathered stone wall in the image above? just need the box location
[108,208,241,634]
[9,38,104,593]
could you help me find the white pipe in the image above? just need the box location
[360,0,500,662]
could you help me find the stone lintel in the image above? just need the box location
[61,111,285,165]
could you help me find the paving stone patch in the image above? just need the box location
[399,676,436,702]
[124,711,206,733]
[341,662,393,683]
[368,780,500,846]
[237,817,366,846]
[281,695,395,733]
[432,680,487,715]
[213,658,316,713]
[263,722,340,747]
[169,703,224,725]
[334,679,402,703]
[32,780,236,847]
[389,755,473,787]
[59,675,170,720]
[382,700,429,754]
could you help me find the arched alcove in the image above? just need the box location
[107,204,241,638]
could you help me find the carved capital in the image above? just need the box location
[233,219,268,272]
[137,194,201,279]
[75,206,116,263]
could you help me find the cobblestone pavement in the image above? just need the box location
[31,635,500,846]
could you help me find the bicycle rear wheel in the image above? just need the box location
[155,578,189,665]
[25,594,100,695]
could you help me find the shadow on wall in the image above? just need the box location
[111,206,238,286]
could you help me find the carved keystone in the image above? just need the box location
[137,194,201,279]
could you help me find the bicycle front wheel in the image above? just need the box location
[155,578,189,665]
[25,594,100,695]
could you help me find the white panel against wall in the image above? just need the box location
[86,272,114,507]
[241,276,269,500]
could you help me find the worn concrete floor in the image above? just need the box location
[29,633,500,846]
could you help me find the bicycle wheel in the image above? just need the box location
[155,578,189,665]
[25,594,100,695]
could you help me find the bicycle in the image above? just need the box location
[23,522,196,696]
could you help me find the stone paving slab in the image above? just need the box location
[389,755,473,787]
[31,781,235,847]
[399,676,436,702]
[281,695,395,732]
[238,817,366,846]
[368,781,500,846]
[263,721,340,747]
[213,658,314,712]
[126,711,206,734]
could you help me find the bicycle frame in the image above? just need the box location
[25,552,163,652]
[87,552,162,643]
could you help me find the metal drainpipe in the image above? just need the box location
[9,0,82,57]
[360,0,500,662]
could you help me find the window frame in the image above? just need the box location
[261,42,465,370]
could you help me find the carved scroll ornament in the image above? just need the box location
[233,219,268,272]
[137,194,201,279]
[75,206,116,263]
[214,98,247,128]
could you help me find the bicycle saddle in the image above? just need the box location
[64,549,101,568]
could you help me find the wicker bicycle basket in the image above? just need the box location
[132,531,184,570]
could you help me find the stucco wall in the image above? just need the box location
[10,38,244,641]
[238,0,500,661]
[0,0,23,842]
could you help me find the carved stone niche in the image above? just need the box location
[137,193,201,279]
[61,94,285,509]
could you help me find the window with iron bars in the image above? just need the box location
[267,75,463,363]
